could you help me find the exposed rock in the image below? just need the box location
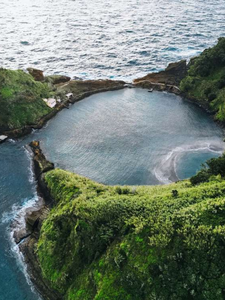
[134,80,181,95]
[19,235,62,300]
[29,141,54,177]
[57,79,126,102]
[134,60,187,86]
[16,143,62,300]
[45,75,71,85]
[27,68,45,81]
[25,206,50,232]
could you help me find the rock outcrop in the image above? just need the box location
[27,68,45,81]
[14,141,62,300]
[29,141,54,177]
[134,60,188,86]
[45,75,71,85]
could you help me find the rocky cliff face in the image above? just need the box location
[134,60,188,86]
[14,141,62,300]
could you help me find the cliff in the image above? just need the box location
[134,38,225,124]
[22,142,225,300]
[180,37,225,121]
[134,60,188,86]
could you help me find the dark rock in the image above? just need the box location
[134,60,187,86]
[27,68,45,81]
[45,75,71,85]
[29,141,54,176]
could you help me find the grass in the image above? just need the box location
[180,37,225,122]
[37,161,225,299]
[0,68,52,131]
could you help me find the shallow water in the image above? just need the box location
[0,89,224,299]
[0,0,225,80]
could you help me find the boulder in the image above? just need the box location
[27,68,44,81]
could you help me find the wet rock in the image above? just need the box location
[25,206,50,232]
[27,68,45,81]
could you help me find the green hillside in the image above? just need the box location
[37,153,225,300]
[0,69,52,132]
[180,38,225,122]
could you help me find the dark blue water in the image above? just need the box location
[0,89,224,300]
[0,0,225,80]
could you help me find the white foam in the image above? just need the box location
[2,194,43,299]
[8,138,16,143]
[1,144,43,299]
[24,146,35,184]
[154,141,225,184]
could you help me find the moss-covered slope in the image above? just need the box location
[0,68,52,132]
[37,159,225,299]
[180,37,225,121]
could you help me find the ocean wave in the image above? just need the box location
[2,194,43,300]
[24,146,35,184]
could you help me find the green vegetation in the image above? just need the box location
[180,37,225,121]
[37,159,225,299]
[0,68,52,131]
[190,153,225,185]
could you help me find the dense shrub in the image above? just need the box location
[180,37,225,121]
[37,168,225,299]
[191,153,225,185]
[0,69,52,130]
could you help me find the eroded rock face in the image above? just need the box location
[45,75,71,85]
[134,60,188,86]
[57,79,126,98]
[27,68,45,81]
[29,141,54,176]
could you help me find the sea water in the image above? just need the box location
[0,89,224,299]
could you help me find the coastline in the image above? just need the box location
[12,141,63,300]
[1,80,125,141]
[6,60,225,299]
[1,58,224,144]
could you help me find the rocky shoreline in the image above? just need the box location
[9,62,191,300]
[9,69,225,299]
[0,75,126,141]
[0,60,191,143]
[1,59,218,144]
[13,141,63,300]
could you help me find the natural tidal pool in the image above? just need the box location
[0,88,224,299]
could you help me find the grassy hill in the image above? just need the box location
[180,37,225,122]
[0,69,52,132]
[36,153,225,300]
